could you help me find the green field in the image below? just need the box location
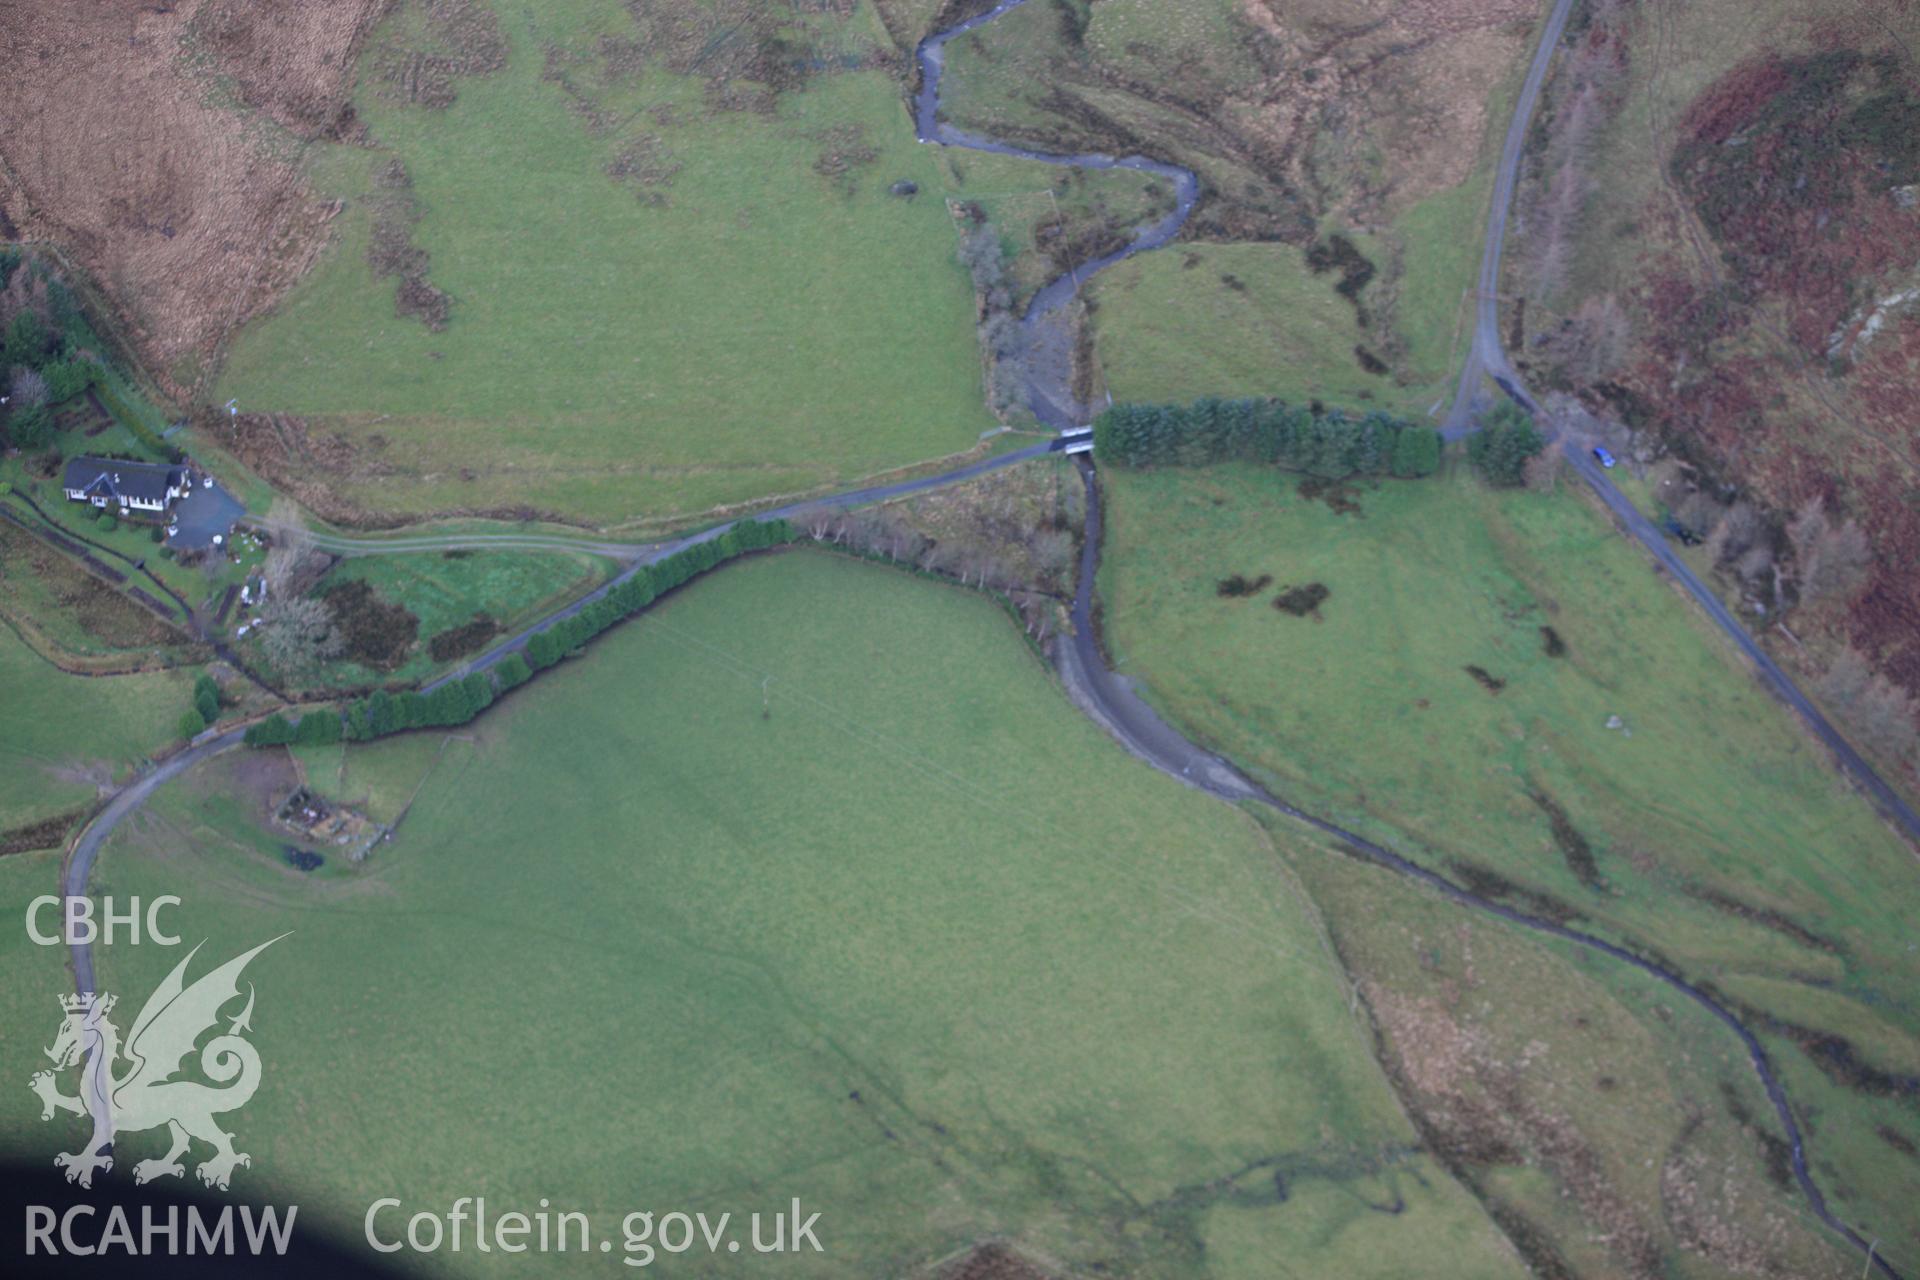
[0,628,191,843]
[213,0,1002,529]
[322,549,602,639]
[1080,70,1508,419]
[1088,241,1400,411]
[1096,463,1920,1262]
[28,552,1526,1277]
[0,851,74,1087]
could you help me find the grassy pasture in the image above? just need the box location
[1096,464,1920,1259]
[48,552,1524,1277]
[319,549,604,642]
[214,0,1001,529]
[0,851,77,1144]
[1088,241,1398,412]
[0,628,190,842]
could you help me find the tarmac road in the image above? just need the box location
[1442,0,1579,439]
[1561,441,1920,843]
[1435,0,1920,847]
[245,523,659,562]
[61,728,249,997]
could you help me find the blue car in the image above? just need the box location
[1592,446,1617,469]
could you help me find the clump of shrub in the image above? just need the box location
[173,671,222,741]
[193,673,220,725]
[1464,664,1507,694]
[428,612,499,663]
[1540,625,1567,657]
[322,579,419,670]
[957,222,1024,419]
[1305,233,1376,320]
[494,652,533,691]
[1216,572,1272,598]
[1272,583,1330,616]
[246,707,346,748]
[283,848,324,873]
[1467,401,1545,488]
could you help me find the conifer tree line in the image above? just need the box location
[246,518,798,748]
[1092,396,1442,479]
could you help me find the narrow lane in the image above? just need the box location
[1444,0,1579,437]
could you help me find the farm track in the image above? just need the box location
[242,521,658,563]
[52,3,1909,1272]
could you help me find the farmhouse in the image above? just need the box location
[62,455,189,516]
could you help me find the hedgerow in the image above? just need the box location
[245,518,798,748]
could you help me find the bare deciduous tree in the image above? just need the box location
[1515,5,1626,305]
[1818,647,1920,766]
[262,501,323,597]
[1542,294,1632,384]
[1522,449,1563,494]
[8,365,48,409]
[1028,528,1073,587]
[1788,498,1871,605]
[793,504,838,541]
[1704,500,1763,569]
[254,596,343,676]
[958,222,1026,420]
[0,264,54,331]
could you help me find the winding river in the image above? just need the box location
[48,4,1905,1274]
[911,4,1910,1275]
[913,0,1200,426]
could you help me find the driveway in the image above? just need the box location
[168,477,245,551]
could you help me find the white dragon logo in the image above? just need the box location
[29,936,285,1191]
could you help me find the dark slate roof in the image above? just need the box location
[63,456,185,505]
